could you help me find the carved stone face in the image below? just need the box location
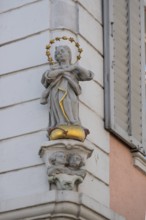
[56,151,66,165]
[49,151,67,165]
[69,154,82,168]
[55,46,71,64]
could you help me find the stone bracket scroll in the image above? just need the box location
[39,140,93,191]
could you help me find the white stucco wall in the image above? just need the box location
[0,0,110,216]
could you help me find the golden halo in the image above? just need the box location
[45,36,83,65]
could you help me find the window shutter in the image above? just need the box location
[103,0,146,153]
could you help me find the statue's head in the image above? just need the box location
[68,153,84,169]
[49,151,67,165]
[55,45,72,64]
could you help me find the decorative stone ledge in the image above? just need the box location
[0,191,126,220]
[132,152,146,174]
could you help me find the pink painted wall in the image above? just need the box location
[110,135,146,220]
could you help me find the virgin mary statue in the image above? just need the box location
[40,45,94,141]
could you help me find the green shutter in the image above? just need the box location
[103,0,146,153]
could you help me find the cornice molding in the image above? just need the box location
[132,152,146,174]
[0,191,125,220]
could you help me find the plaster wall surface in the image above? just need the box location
[0,0,110,214]
[110,135,146,220]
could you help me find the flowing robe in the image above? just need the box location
[41,66,93,129]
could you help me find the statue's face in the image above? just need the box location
[69,154,82,168]
[55,46,70,63]
[55,152,66,165]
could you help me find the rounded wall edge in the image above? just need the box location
[0,190,125,220]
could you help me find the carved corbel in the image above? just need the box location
[39,140,93,191]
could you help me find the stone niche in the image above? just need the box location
[39,139,93,191]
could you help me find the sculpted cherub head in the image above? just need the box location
[67,153,84,169]
[55,46,72,65]
[49,151,67,166]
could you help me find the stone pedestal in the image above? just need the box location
[39,139,93,191]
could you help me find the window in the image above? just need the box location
[145,3,146,140]
[103,0,146,154]
[145,5,146,72]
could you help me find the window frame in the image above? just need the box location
[103,0,146,154]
